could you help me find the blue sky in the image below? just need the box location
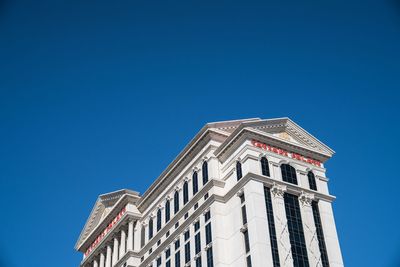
[0,0,399,266]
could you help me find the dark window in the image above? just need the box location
[194,221,200,232]
[148,218,154,239]
[185,242,191,263]
[243,229,250,253]
[204,193,209,200]
[196,257,202,267]
[312,201,329,267]
[166,260,171,267]
[206,248,214,267]
[175,222,179,229]
[157,257,162,266]
[185,212,189,219]
[308,171,318,191]
[157,239,161,246]
[175,251,181,267]
[149,247,152,254]
[183,181,189,205]
[240,194,245,204]
[202,161,209,185]
[284,193,309,267]
[193,171,199,195]
[165,200,171,223]
[141,226,145,248]
[264,187,280,267]
[184,230,190,241]
[166,231,170,238]
[261,157,270,176]
[236,161,243,181]
[281,164,298,185]
[166,248,171,259]
[205,223,212,244]
[241,205,248,225]
[174,191,180,214]
[194,203,199,210]
[204,211,211,222]
[175,238,180,250]
[246,256,252,267]
[195,233,201,254]
[157,209,162,231]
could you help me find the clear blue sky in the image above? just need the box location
[0,0,399,266]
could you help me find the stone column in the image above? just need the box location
[105,243,112,267]
[119,229,126,258]
[93,258,99,267]
[99,251,105,267]
[127,220,134,251]
[299,192,322,267]
[112,235,119,266]
[270,183,293,267]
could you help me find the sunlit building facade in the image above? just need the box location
[75,118,344,267]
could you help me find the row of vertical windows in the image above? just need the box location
[312,201,329,267]
[284,193,310,267]
[264,187,280,267]
[141,162,209,248]
[239,193,252,267]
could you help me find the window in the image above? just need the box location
[194,221,200,232]
[284,193,309,267]
[166,231,170,238]
[193,171,199,195]
[166,247,171,259]
[241,205,248,225]
[240,193,245,204]
[204,193,209,200]
[183,181,189,205]
[195,233,201,254]
[264,187,280,267]
[157,209,162,231]
[185,242,191,263]
[261,157,270,176]
[184,230,190,241]
[246,256,252,267]
[157,257,162,267]
[205,223,212,245]
[194,203,199,210]
[175,222,179,229]
[175,238,180,250]
[281,164,298,185]
[141,226,145,248]
[174,191,180,214]
[157,239,161,246]
[236,161,243,181]
[149,247,152,254]
[202,161,209,185]
[175,251,181,267]
[206,248,214,267]
[166,260,171,267]
[312,201,329,267]
[204,211,211,222]
[243,229,250,253]
[184,212,189,219]
[148,218,154,239]
[196,257,202,267]
[165,199,171,223]
[308,171,318,191]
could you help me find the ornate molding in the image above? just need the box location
[271,183,286,198]
[299,191,314,207]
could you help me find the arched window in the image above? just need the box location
[308,171,317,191]
[148,218,153,239]
[261,157,270,176]
[165,199,171,223]
[183,181,189,204]
[174,190,180,214]
[281,164,297,185]
[202,161,209,185]
[140,225,145,248]
[236,161,243,181]
[192,171,199,195]
[157,209,162,231]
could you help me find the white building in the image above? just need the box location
[75,118,344,267]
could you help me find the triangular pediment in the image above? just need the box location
[75,189,139,250]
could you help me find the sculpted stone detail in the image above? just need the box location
[299,191,314,207]
[271,183,286,198]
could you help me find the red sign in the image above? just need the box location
[251,140,321,167]
[85,206,127,256]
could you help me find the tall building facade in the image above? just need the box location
[75,118,344,267]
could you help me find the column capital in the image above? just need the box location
[299,191,315,207]
[271,183,286,198]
